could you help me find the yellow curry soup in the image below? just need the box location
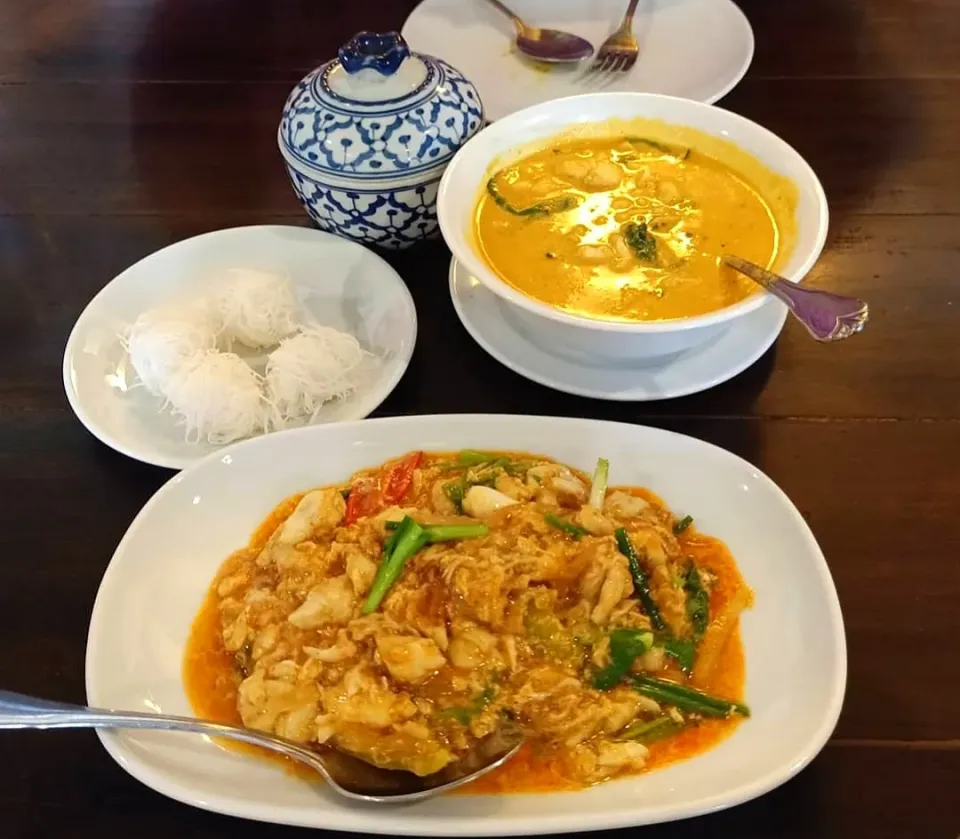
[473,118,798,323]
[184,450,752,792]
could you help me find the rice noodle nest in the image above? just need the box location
[122,272,373,444]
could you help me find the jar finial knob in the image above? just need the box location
[338,31,410,76]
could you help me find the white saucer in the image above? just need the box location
[402,0,754,121]
[449,258,787,401]
[63,226,417,470]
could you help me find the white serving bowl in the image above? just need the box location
[437,92,829,363]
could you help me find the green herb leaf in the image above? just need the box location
[625,137,690,159]
[684,563,709,639]
[382,525,402,556]
[631,675,749,718]
[458,450,495,466]
[471,466,505,487]
[621,714,683,743]
[487,177,578,217]
[363,517,427,614]
[673,515,694,535]
[422,523,489,542]
[386,518,488,543]
[437,686,497,725]
[623,221,657,262]
[503,460,535,477]
[588,457,609,509]
[615,528,666,631]
[545,512,587,539]
[594,628,654,690]
[445,479,466,513]
[662,637,697,674]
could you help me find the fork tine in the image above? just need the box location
[594,64,622,87]
[601,55,625,77]
[583,49,607,74]
[583,56,610,79]
[583,57,604,76]
[620,52,638,73]
[600,53,620,73]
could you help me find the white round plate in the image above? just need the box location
[63,225,417,470]
[449,259,787,401]
[87,414,845,835]
[402,0,755,121]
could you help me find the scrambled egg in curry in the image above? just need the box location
[185,451,752,790]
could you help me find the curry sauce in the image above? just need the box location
[474,119,798,322]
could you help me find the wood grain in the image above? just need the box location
[3,214,957,421]
[0,1,958,837]
[3,79,960,218]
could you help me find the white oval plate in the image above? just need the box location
[86,415,846,835]
[450,258,788,400]
[402,0,754,121]
[62,226,417,471]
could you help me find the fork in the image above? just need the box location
[588,0,641,75]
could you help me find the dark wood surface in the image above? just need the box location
[2,1,958,837]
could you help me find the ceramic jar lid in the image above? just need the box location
[278,32,484,183]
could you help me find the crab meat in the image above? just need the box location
[462,485,519,518]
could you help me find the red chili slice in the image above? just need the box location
[342,452,424,525]
[381,451,424,505]
[343,477,381,525]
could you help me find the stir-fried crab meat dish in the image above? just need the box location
[186,451,752,789]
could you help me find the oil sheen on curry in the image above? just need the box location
[473,118,799,322]
[184,450,752,792]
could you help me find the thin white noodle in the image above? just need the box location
[120,273,374,443]
[213,269,301,349]
[122,304,217,397]
[161,350,267,444]
[264,324,373,429]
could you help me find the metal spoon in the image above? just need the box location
[481,0,594,63]
[0,689,523,804]
[723,255,869,342]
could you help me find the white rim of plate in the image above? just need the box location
[401,0,756,118]
[448,258,788,401]
[61,225,418,471]
[85,413,847,836]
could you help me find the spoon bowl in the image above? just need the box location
[0,689,524,804]
[483,0,593,63]
[515,28,594,63]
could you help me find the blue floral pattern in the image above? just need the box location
[286,169,444,250]
[279,38,482,250]
[279,58,482,179]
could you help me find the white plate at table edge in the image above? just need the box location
[86,414,846,835]
[402,0,755,122]
[62,225,417,471]
[449,258,788,401]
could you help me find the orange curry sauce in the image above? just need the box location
[183,469,748,794]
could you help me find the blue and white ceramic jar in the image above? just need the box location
[278,32,484,250]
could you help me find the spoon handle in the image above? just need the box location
[723,255,869,342]
[482,0,524,29]
[0,689,323,766]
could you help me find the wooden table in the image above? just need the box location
[1,1,958,836]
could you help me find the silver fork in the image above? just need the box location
[588,0,641,75]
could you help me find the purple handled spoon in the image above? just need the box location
[723,255,869,342]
